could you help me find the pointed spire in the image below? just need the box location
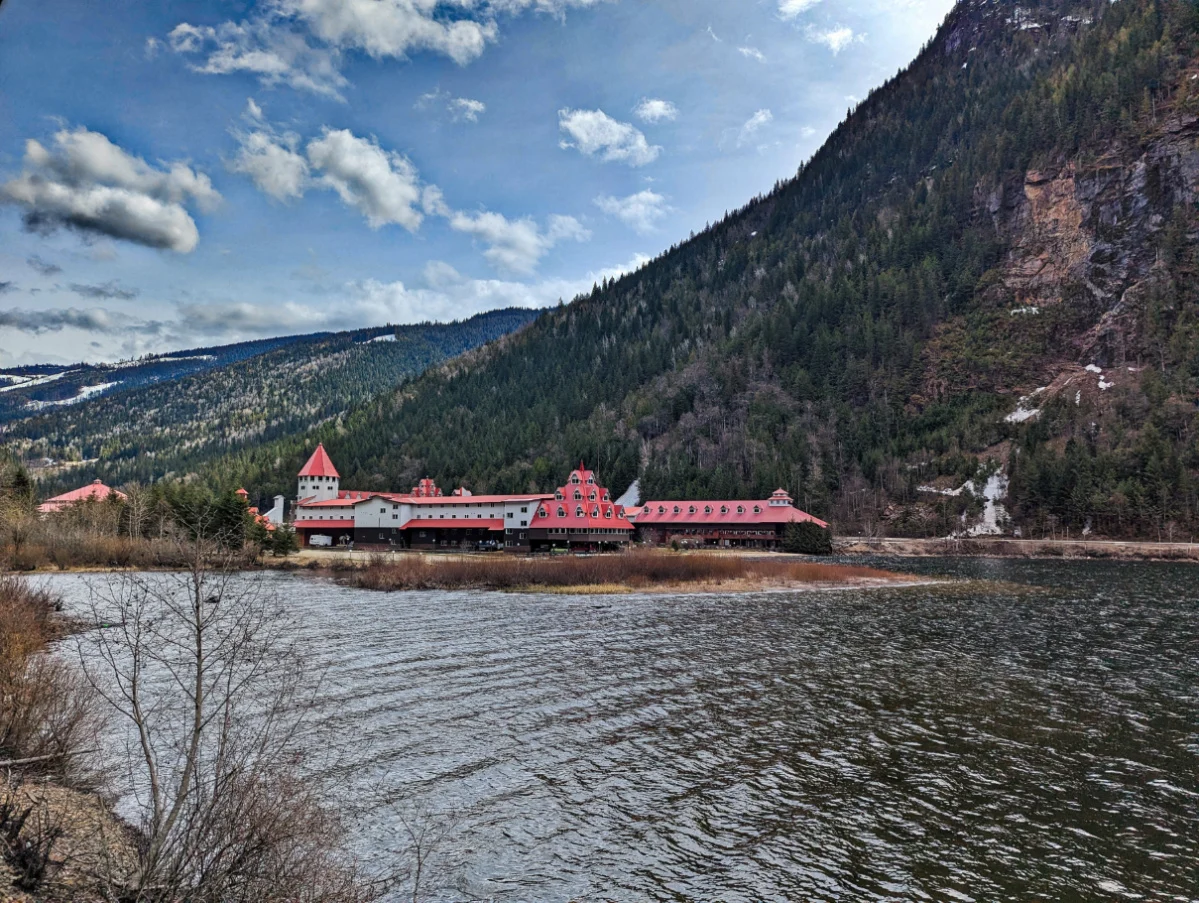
[298,443,340,478]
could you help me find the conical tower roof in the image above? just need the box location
[298,443,340,479]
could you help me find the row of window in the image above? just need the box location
[654,504,761,516]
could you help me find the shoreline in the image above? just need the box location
[837,536,1199,562]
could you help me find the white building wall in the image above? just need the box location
[297,473,339,503]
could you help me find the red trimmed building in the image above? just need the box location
[519,463,634,552]
[631,489,827,549]
[291,444,553,550]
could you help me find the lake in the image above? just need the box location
[39,558,1199,902]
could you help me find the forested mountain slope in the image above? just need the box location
[8,308,537,492]
[110,0,1199,538]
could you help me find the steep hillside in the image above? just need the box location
[0,334,316,420]
[101,0,1199,538]
[7,308,538,492]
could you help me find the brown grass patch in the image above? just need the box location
[345,550,910,593]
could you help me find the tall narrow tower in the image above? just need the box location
[297,443,340,503]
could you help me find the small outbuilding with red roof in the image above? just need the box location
[38,479,127,515]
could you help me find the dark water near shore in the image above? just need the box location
[42,559,1199,902]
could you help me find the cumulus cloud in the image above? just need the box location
[168,0,605,98]
[68,281,139,301]
[0,306,155,335]
[0,127,220,253]
[230,126,311,202]
[779,0,822,19]
[27,255,63,276]
[594,189,669,234]
[558,109,661,167]
[306,128,426,230]
[634,98,678,123]
[737,108,774,146]
[449,210,589,275]
[807,25,855,53]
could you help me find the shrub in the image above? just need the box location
[782,521,834,555]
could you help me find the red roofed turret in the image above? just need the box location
[299,444,340,479]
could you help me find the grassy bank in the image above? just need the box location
[343,550,910,593]
[840,536,1199,562]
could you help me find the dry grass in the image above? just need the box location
[346,550,907,593]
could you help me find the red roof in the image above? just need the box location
[634,493,828,529]
[38,480,127,513]
[298,444,340,479]
[294,519,355,530]
[528,464,634,533]
[402,519,505,531]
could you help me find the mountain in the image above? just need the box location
[5,308,539,494]
[72,0,1199,538]
[0,335,319,421]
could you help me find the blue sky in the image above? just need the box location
[0,0,954,364]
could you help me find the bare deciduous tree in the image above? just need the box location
[77,529,384,903]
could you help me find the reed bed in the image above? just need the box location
[345,550,905,593]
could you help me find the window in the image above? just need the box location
[557,507,566,517]
[591,506,599,517]
[704,506,712,514]
[753,506,761,514]
[604,508,612,519]
[380,508,386,514]
[720,506,728,514]
[576,506,584,518]
[520,520,527,527]
[555,490,564,500]
[521,506,528,513]
[571,475,580,484]
[507,512,513,518]
[673,506,681,514]
[539,507,547,518]
[688,506,697,514]
[574,490,582,501]
[658,506,665,514]
[393,514,399,520]
[603,492,610,502]
[737,506,745,514]
[589,491,597,501]
[587,475,595,484]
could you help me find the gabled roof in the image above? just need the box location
[634,499,828,529]
[38,480,127,513]
[528,463,634,532]
[298,444,340,479]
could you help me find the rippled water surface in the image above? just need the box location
[43,559,1199,901]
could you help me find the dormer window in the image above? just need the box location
[575,506,584,518]
[539,507,547,518]
[753,506,762,514]
[602,492,610,502]
[591,506,599,517]
[557,507,566,518]
[658,506,665,514]
[688,505,696,514]
[574,490,582,500]
[587,475,595,484]
[604,508,612,519]
[737,506,745,514]
[720,506,729,514]
[571,475,580,484]
[704,506,712,514]
[673,506,681,514]
[589,491,597,501]
[555,490,563,501]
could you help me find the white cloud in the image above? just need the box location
[737,108,774,146]
[168,21,349,100]
[448,97,487,122]
[558,109,661,167]
[594,189,669,234]
[737,46,765,62]
[807,25,855,53]
[0,126,220,253]
[168,0,606,98]
[306,128,426,230]
[173,251,650,341]
[230,128,311,202]
[779,0,822,19]
[449,210,589,275]
[419,89,487,122]
[634,98,678,123]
